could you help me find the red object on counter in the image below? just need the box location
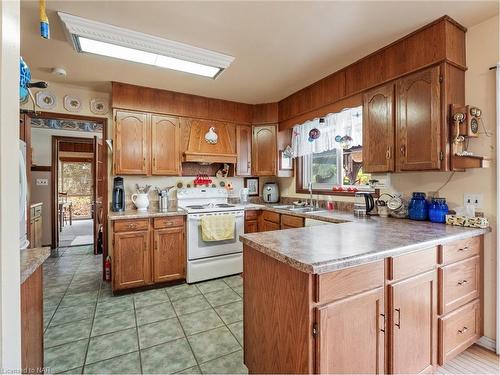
[104,256,112,282]
[327,201,334,210]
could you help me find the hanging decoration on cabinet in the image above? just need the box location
[19,57,31,103]
[282,145,293,159]
[204,127,218,144]
[39,0,50,39]
[308,128,320,142]
[337,135,353,149]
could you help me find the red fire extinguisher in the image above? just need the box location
[104,256,112,282]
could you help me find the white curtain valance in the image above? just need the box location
[291,106,362,158]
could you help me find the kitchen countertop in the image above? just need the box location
[20,247,50,284]
[108,208,187,221]
[239,210,488,274]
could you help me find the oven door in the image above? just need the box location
[187,211,244,260]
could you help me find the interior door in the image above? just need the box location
[389,270,437,374]
[93,136,103,254]
[396,66,441,171]
[316,287,385,374]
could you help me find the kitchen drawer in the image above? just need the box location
[114,219,150,232]
[153,216,184,229]
[245,210,259,220]
[438,299,480,365]
[281,214,304,228]
[315,260,384,304]
[262,211,280,224]
[439,255,480,315]
[388,247,437,282]
[439,236,481,265]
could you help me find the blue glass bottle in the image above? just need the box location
[408,192,428,221]
[428,198,449,223]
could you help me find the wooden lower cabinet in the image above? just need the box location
[262,220,280,232]
[244,220,258,233]
[153,226,186,283]
[113,230,151,290]
[316,287,385,374]
[21,266,43,374]
[388,270,437,374]
[243,235,484,374]
[112,216,186,291]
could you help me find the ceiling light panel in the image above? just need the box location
[58,12,234,78]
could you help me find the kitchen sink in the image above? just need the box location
[271,205,325,213]
[271,205,294,209]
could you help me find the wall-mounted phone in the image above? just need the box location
[451,104,482,143]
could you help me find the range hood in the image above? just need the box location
[184,119,237,164]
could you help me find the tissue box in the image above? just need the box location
[445,214,489,229]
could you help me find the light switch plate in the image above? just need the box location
[464,193,483,208]
[36,178,49,186]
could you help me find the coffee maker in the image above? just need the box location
[112,177,125,212]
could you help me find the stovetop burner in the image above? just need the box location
[186,205,206,209]
[215,204,235,208]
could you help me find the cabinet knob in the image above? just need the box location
[380,313,386,333]
[457,326,468,334]
[386,147,391,160]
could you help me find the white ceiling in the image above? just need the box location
[20,1,498,104]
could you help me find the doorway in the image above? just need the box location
[24,111,108,271]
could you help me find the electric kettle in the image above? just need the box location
[353,192,375,217]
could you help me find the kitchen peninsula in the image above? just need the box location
[240,215,487,374]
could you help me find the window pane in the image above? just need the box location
[312,149,339,185]
[62,162,92,195]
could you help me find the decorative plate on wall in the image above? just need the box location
[90,98,109,115]
[63,95,82,112]
[35,91,56,109]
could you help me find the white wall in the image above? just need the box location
[0,0,21,370]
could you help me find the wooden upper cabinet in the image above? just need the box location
[153,226,185,283]
[396,66,441,171]
[316,287,385,374]
[236,125,252,176]
[389,270,437,374]
[151,114,180,175]
[363,83,395,173]
[113,230,151,290]
[252,125,277,176]
[114,110,150,175]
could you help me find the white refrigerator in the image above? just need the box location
[19,140,29,249]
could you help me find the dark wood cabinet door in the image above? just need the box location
[262,220,280,232]
[363,83,395,173]
[151,115,180,175]
[113,230,151,290]
[252,125,277,176]
[114,110,150,175]
[389,270,437,374]
[244,220,258,233]
[316,287,385,374]
[396,66,441,171]
[153,226,186,283]
[236,125,252,176]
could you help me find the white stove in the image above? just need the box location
[178,188,244,283]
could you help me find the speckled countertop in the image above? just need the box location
[108,208,187,220]
[239,211,488,274]
[20,247,50,284]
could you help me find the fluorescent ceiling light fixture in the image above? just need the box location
[58,12,234,78]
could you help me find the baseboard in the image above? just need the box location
[476,336,497,352]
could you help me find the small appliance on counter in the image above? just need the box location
[111,177,125,212]
[262,182,279,203]
[157,186,175,212]
[353,192,375,217]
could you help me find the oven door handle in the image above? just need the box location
[188,213,244,221]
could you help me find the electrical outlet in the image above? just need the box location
[36,178,48,186]
[464,193,483,208]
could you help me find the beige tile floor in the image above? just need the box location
[43,245,246,374]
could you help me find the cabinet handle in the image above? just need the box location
[458,246,469,251]
[153,157,156,167]
[457,326,468,334]
[457,279,469,286]
[395,308,401,329]
[380,313,386,333]
[143,157,146,168]
[400,145,406,156]
[127,223,137,228]
[386,147,391,160]
[154,239,158,250]
[144,241,148,250]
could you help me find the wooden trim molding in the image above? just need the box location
[31,165,51,172]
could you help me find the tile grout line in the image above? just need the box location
[132,295,144,374]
